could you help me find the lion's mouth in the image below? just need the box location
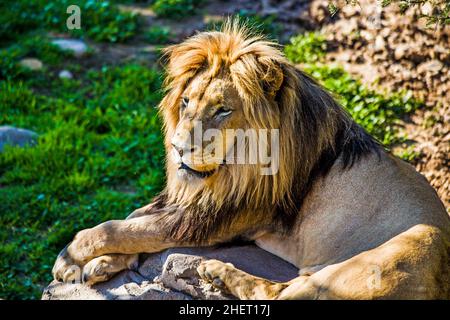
[179,162,216,178]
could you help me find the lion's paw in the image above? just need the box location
[82,256,115,285]
[52,244,83,284]
[197,259,234,291]
[82,254,139,285]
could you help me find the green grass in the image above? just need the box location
[145,26,173,44]
[0,10,422,299]
[0,0,139,44]
[151,0,205,19]
[0,35,72,81]
[0,60,165,299]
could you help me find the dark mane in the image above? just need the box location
[274,70,381,230]
[155,18,380,243]
[154,51,381,243]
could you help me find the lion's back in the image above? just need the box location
[293,150,449,267]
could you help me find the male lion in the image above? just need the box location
[52,22,450,299]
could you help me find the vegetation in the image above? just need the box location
[0,61,165,299]
[0,1,422,300]
[145,26,173,44]
[151,0,205,19]
[285,33,421,146]
[0,0,138,44]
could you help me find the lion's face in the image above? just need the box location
[170,72,246,181]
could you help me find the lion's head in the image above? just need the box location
[156,20,379,241]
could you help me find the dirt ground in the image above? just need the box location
[117,0,448,209]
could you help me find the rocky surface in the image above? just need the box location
[0,126,38,152]
[42,245,299,300]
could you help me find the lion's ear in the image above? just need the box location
[259,58,284,99]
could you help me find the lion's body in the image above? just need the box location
[257,152,448,269]
[255,152,449,299]
[52,21,450,299]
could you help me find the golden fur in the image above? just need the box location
[156,20,378,241]
[160,21,300,211]
[52,21,450,299]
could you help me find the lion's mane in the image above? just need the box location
[149,20,380,243]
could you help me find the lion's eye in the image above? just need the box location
[215,107,232,118]
[180,97,189,111]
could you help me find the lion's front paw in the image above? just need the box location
[82,256,115,285]
[52,244,83,284]
[81,254,138,285]
[197,259,234,292]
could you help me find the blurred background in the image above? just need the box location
[0,0,448,299]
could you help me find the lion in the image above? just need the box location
[52,21,450,299]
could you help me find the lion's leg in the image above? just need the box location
[199,224,450,300]
[53,215,176,282]
[197,259,289,299]
[53,208,234,283]
[53,205,156,283]
[73,205,155,284]
[280,225,449,299]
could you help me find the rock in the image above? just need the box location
[417,59,443,75]
[58,70,73,79]
[360,30,374,42]
[394,43,410,60]
[19,58,43,71]
[0,126,38,152]
[340,18,358,36]
[155,253,230,300]
[374,35,386,52]
[43,272,190,300]
[42,245,299,300]
[51,39,88,57]
[421,2,433,16]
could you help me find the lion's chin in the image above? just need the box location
[177,162,217,181]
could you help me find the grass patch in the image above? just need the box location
[145,26,173,44]
[0,35,72,81]
[0,0,139,44]
[151,0,205,19]
[0,63,165,299]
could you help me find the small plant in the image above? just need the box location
[284,32,327,64]
[145,26,173,44]
[393,144,421,162]
[151,0,205,19]
[0,63,165,299]
[0,0,44,45]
